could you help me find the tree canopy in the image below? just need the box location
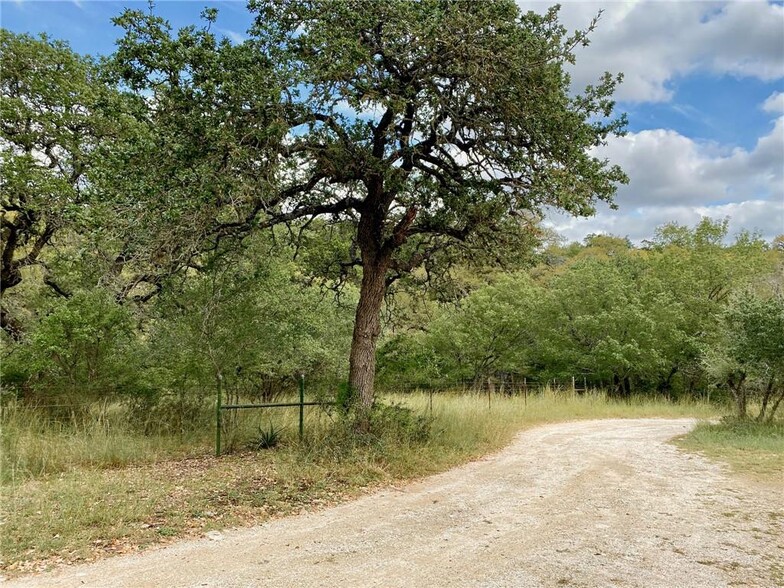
[0,30,136,336]
[107,0,627,415]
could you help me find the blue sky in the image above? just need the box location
[2,0,783,243]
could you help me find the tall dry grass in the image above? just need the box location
[1,403,206,483]
[1,388,721,483]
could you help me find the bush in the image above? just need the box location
[11,289,143,410]
[369,402,432,443]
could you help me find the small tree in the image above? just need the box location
[705,290,784,421]
[15,289,140,408]
[427,273,542,387]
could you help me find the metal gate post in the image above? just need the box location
[298,373,305,441]
[215,373,223,456]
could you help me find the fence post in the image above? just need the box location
[572,376,576,395]
[298,373,305,441]
[215,372,223,457]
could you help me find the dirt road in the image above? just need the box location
[6,419,783,587]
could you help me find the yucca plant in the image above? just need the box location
[249,423,282,450]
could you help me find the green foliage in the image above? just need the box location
[0,351,30,400]
[703,289,784,420]
[85,9,285,305]
[529,220,776,398]
[9,290,141,406]
[377,330,443,389]
[320,399,433,446]
[724,292,784,371]
[145,240,356,403]
[0,29,142,335]
[3,2,780,435]
[248,423,283,450]
[379,273,544,388]
[366,402,433,444]
[335,382,356,413]
[0,30,111,229]
[378,219,780,404]
[108,1,629,409]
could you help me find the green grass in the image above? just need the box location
[675,418,784,483]
[1,390,720,575]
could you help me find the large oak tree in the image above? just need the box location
[0,30,137,338]
[112,0,628,417]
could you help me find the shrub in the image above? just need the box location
[369,402,432,443]
[13,289,142,410]
[248,422,283,450]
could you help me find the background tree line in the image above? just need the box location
[378,220,784,421]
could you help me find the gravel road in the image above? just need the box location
[5,418,783,588]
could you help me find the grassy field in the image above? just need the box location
[675,418,784,484]
[0,390,725,575]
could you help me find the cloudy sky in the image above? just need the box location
[2,0,783,244]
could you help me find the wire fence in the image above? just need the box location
[0,376,598,410]
[380,375,597,396]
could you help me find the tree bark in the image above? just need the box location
[346,180,418,426]
[728,372,747,419]
[756,377,774,422]
[347,195,393,423]
[348,251,389,421]
[766,386,784,422]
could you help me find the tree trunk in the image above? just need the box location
[766,386,784,422]
[348,249,389,422]
[736,390,747,419]
[0,304,23,341]
[728,372,747,419]
[346,179,416,428]
[756,377,774,422]
[658,365,678,400]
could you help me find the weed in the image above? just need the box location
[248,423,283,450]
[370,402,432,443]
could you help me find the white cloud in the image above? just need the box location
[595,129,727,206]
[546,199,784,244]
[762,91,784,114]
[519,1,784,103]
[546,118,784,243]
[217,28,247,45]
[593,118,783,207]
[700,2,784,81]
